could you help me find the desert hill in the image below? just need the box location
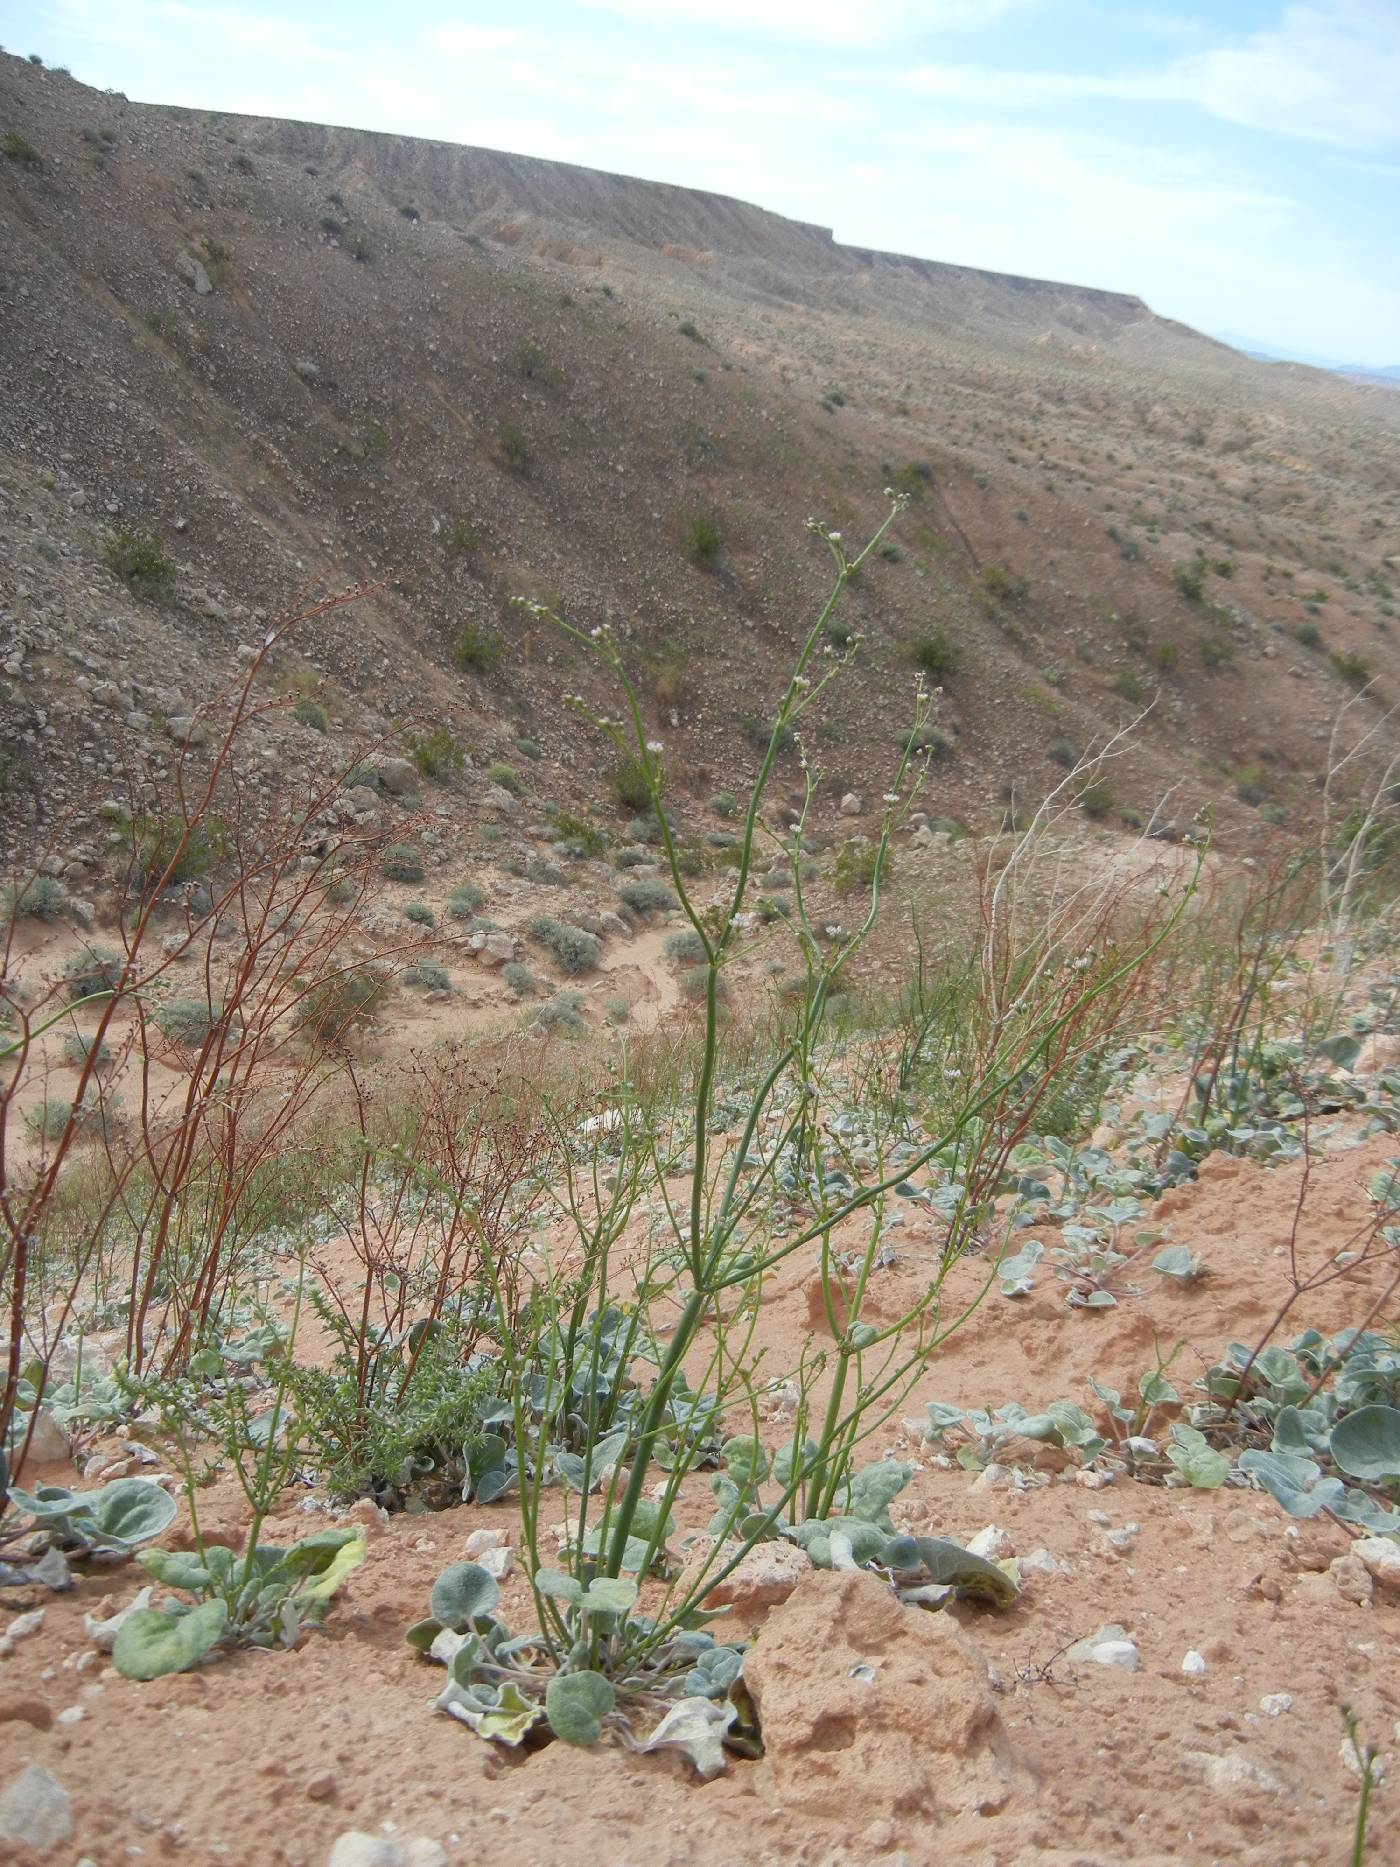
[2,51,1398,863]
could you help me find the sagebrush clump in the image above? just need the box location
[528,916,600,973]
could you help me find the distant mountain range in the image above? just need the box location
[1215,332,1400,385]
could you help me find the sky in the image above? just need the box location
[5,0,1398,366]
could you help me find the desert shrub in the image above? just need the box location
[26,1099,74,1143]
[402,959,451,991]
[3,130,43,169]
[515,737,542,760]
[980,565,1030,608]
[404,901,435,926]
[319,214,343,235]
[454,622,504,670]
[618,879,678,916]
[678,965,727,1003]
[296,965,385,1048]
[742,713,795,754]
[528,916,600,973]
[534,989,588,1036]
[664,928,707,963]
[486,762,523,796]
[156,998,220,1046]
[102,530,173,593]
[409,727,464,779]
[1079,778,1115,820]
[501,962,536,997]
[1330,649,1372,689]
[2,874,65,922]
[551,811,609,859]
[832,840,890,895]
[908,628,958,682]
[708,791,738,819]
[624,814,663,845]
[1113,669,1148,703]
[119,813,229,894]
[517,340,558,383]
[1173,557,1208,604]
[604,997,630,1025]
[614,847,649,869]
[682,512,724,569]
[1294,619,1322,647]
[65,947,123,1002]
[678,318,702,341]
[1201,636,1234,671]
[447,881,486,917]
[62,1032,112,1068]
[609,752,660,811]
[1148,640,1181,674]
[294,697,329,731]
[445,518,479,555]
[497,421,529,470]
[380,844,425,883]
[1048,738,1080,769]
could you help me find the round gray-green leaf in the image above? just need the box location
[1330,1405,1400,1483]
[430,1561,500,1630]
[90,1478,178,1547]
[113,1599,228,1680]
[546,1669,615,1745]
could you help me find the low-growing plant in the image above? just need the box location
[448,881,487,918]
[2,874,65,922]
[618,878,678,917]
[64,946,123,1002]
[682,512,724,569]
[404,901,435,927]
[380,844,426,883]
[155,997,221,1047]
[294,696,329,732]
[501,961,537,997]
[486,762,523,796]
[528,917,601,974]
[455,622,506,671]
[101,530,174,593]
[664,928,707,963]
[409,726,464,779]
[402,958,451,991]
[533,988,589,1036]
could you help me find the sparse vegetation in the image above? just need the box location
[101,530,174,593]
[380,844,426,883]
[528,916,600,972]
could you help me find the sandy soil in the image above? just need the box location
[3,1114,1397,1866]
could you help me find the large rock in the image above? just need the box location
[373,757,418,797]
[703,1540,811,1620]
[0,1763,74,1851]
[744,1569,1018,1822]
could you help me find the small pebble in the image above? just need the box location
[1181,1650,1208,1677]
[1260,1693,1293,1717]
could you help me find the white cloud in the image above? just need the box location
[906,2,1400,148]
[573,0,1029,48]
[1174,0,1400,147]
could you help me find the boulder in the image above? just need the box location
[744,1569,1018,1822]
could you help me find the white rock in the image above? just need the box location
[22,1407,69,1463]
[972,1463,1012,1492]
[85,1587,155,1652]
[1021,1547,1060,1577]
[967,1525,1013,1560]
[6,1609,45,1642]
[1070,1624,1139,1671]
[839,792,862,817]
[329,1837,445,1867]
[1260,1692,1293,1717]
[1181,1650,1208,1676]
[1103,1523,1140,1553]
[0,1764,74,1849]
[1354,1537,1400,1594]
[1187,1750,1284,1794]
[55,1705,86,1726]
